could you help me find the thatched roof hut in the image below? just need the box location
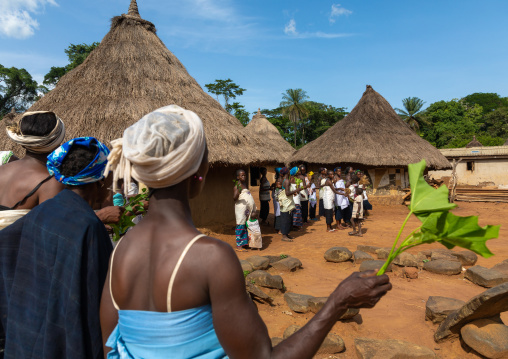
[290,85,451,169]
[466,135,483,148]
[0,0,274,166]
[245,109,295,162]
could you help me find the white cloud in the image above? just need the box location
[284,18,351,39]
[0,0,57,39]
[329,4,352,23]
[284,19,297,36]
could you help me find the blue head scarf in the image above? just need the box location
[47,137,110,186]
[290,166,298,176]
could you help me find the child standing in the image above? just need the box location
[234,169,256,252]
[308,172,318,220]
[318,167,327,218]
[334,170,348,230]
[350,187,364,237]
[290,173,303,230]
[247,211,262,250]
[323,170,346,232]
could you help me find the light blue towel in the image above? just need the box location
[106,304,228,359]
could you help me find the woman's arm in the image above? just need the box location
[326,179,345,195]
[207,241,391,359]
[233,186,240,202]
[283,179,298,197]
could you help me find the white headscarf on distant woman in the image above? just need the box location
[105,105,206,195]
[6,111,65,154]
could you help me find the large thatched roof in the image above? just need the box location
[245,109,295,163]
[0,0,275,166]
[290,85,451,169]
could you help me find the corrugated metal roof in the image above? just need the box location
[440,145,508,157]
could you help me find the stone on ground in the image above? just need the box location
[461,319,508,359]
[492,259,508,276]
[271,257,303,272]
[339,308,360,320]
[402,267,419,279]
[357,245,380,254]
[284,292,314,313]
[354,250,375,264]
[434,282,508,342]
[425,296,465,324]
[263,255,284,264]
[246,282,273,304]
[284,325,345,354]
[393,252,418,267]
[375,247,392,260]
[354,337,436,358]
[246,255,270,270]
[324,247,352,262]
[240,259,253,273]
[246,270,284,290]
[431,250,459,262]
[359,260,392,273]
[450,251,478,266]
[271,337,283,347]
[464,266,508,288]
[424,259,462,275]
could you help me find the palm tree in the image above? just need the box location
[280,89,310,147]
[395,97,427,132]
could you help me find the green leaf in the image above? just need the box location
[408,159,457,214]
[419,211,498,258]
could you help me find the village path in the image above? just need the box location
[202,187,508,359]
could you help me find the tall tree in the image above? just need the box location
[280,89,309,147]
[462,92,508,114]
[43,42,100,87]
[0,65,39,117]
[227,102,250,126]
[395,97,427,132]
[204,79,246,110]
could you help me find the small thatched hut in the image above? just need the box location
[0,0,276,226]
[466,135,483,148]
[290,85,451,192]
[245,109,295,185]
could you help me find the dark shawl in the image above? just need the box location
[0,189,112,359]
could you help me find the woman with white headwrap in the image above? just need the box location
[0,112,66,229]
[100,105,392,359]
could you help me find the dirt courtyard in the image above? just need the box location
[205,187,508,358]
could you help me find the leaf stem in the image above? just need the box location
[377,210,412,275]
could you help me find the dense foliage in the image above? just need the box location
[0,65,41,116]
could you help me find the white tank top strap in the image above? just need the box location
[167,234,206,312]
[109,236,127,311]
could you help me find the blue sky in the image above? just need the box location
[1,0,508,115]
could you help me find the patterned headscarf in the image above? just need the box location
[279,167,289,176]
[290,166,298,176]
[47,137,110,186]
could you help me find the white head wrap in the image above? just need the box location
[6,111,65,154]
[106,105,206,195]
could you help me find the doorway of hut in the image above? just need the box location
[250,167,261,187]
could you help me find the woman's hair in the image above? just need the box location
[20,112,57,136]
[345,166,353,174]
[351,174,360,184]
[356,187,364,195]
[60,145,98,178]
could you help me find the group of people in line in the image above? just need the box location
[234,164,373,251]
[0,107,390,359]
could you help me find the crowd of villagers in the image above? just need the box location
[233,164,373,251]
[0,108,390,359]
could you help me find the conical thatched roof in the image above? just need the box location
[290,85,451,169]
[245,109,295,162]
[466,135,483,148]
[0,0,274,166]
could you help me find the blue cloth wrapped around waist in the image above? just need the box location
[106,304,228,359]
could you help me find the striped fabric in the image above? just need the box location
[292,204,303,227]
[235,225,248,247]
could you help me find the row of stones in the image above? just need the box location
[272,327,439,358]
[324,245,508,287]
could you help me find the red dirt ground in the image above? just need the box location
[204,187,508,359]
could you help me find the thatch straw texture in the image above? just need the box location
[290,85,451,169]
[245,109,295,163]
[466,135,483,148]
[0,1,275,166]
